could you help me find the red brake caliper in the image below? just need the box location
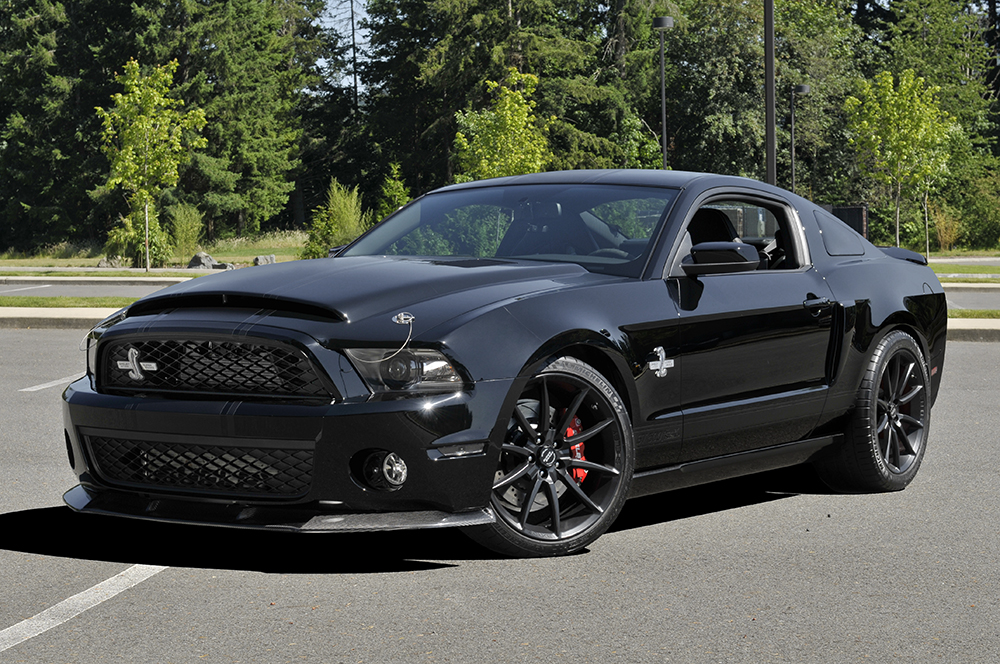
[564,414,587,483]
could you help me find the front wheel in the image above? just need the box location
[817,330,930,492]
[464,356,634,557]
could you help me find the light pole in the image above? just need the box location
[790,84,810,194]
[765,0,776,185]
[653,16,674,170]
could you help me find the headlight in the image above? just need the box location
[344,348,463,394]
[82,306,130,376]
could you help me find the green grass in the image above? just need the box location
[949,309,1000,319]
[0,296,136,308]
[0,270,203,278]
[938,277,1000,283]
[0,230,307,269]
[930,263,1000,274]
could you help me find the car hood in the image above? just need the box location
[128,256,619,333]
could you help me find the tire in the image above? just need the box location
[464,356,634,557]
[817,330,930,492]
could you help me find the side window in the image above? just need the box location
[683,199,802,271]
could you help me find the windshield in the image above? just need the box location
[342,183,679,277]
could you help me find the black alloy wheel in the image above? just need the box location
[464,356,633,557]
[817,330,929,492]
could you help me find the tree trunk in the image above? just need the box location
[145,200,151,272]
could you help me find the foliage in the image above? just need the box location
[96,59,207,268]
[845,70,953,246]
[454,69,554,181]
[375,163,412,222]
[301,178,373,258]
[167,203,204,260]
[930,202,963,252]
[104,213,173,268]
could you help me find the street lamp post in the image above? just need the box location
[653,16,674,170]
[790,84,810,194]
[765,0,776,185]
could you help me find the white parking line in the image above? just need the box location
[0,564,167,653]
[0,284,52,294]
[19,375,83,392]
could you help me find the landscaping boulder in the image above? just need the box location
[253,254,276,266]
[97,256,124,268]
[188,252,217,269]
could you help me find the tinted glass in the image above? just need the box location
[343,184,679,277]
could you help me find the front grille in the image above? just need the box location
[86,435,313,498]
[101,337,332,400]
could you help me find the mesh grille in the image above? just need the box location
[86,435,313,497]
[101,338,331,399]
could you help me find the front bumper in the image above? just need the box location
[62,373,515,529]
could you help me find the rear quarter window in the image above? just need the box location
[815,210,866,256]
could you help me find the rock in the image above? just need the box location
[97,256,123,268]
[188,252,217,269]
[213,262,235,270]
[253,254,276,266]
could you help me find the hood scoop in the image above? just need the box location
[128,292,346,322]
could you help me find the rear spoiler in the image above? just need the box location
[880,246,928,266]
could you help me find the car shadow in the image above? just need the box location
[610,464,834,533]
[0,466,831,573]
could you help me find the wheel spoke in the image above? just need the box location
[518,476,545,529]
[560,417,612,446]
[898,360,916,398]
[555,387,590,440]
[898,383,924,405]
[893,422,918,457]
[886,357,901,401]
[544,480,562,538]
[876,412,890,436]
[512,407,536,443]
[564,457,620,476]
[501,443,533,458]
[538,376,549,432]
[493,461,534,491]
[556,468,603,514]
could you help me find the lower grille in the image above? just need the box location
[86,435,313,498]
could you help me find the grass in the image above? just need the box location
[0,296,135,308]
[938,277,1000,284]
[949,309,1000,319]
[0,230,307,269]
[0,270,203,278]
[930,263,1000,274]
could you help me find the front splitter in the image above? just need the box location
[63,484,495,533]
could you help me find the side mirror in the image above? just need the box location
[681,241,760,276]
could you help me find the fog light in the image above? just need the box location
[361,450,408,491]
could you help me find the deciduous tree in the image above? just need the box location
[97,59,207,269]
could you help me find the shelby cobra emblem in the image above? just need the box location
[116,347,158,380]
[648,346,674,378]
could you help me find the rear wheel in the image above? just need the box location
[464,356,633,557]
[817,330,929,492]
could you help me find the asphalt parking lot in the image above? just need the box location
[1,329,998,662]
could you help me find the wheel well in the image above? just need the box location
[551,345,636,426]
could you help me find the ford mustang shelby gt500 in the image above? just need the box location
[62,170,946,557]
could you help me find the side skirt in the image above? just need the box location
[627,434,842,499]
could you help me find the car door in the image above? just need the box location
[666,194,836,462]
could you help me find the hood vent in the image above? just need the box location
[128,293,347,322]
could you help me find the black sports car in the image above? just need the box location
[62,170,947,557]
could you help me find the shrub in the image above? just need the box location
[104,212,173,268]
[301,178,373,259]
[167,203,203,260]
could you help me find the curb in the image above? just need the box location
[0,308,120,330]
[0,276,190,287]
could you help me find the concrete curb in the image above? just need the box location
[0,276,190,287]
[0,307,120,329]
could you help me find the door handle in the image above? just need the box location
[803,295,831,313]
